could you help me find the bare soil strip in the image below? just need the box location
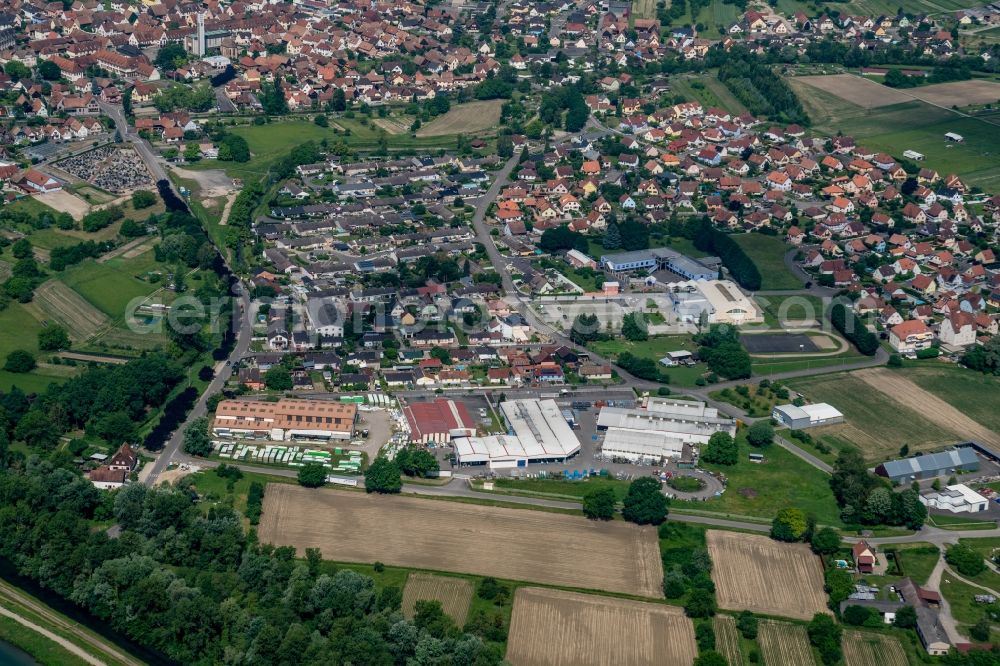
[854,368,1000,448]
[258,485,663,597]
[707,531,828,620]
[505,587,696,666]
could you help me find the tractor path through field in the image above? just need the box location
[854,368,1000,448]
[216,191,238,227]
[0,579,143,666]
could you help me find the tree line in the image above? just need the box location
[716,51,808,125]
[830,303,879,356]
[0,459,507,665]
[693,221,761,291]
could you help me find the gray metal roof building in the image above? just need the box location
[875,448,980,482]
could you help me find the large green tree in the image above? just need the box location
[182,417,212,456]
[364,456,402,494]
[582,487,616,520]
[701,432,737,465]
[622,477,668,525]
[297,463,328,488]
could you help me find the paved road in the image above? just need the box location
[144,286,252,487]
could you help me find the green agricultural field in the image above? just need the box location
[697,430,842,525]
[789,78,1000,189]
[900,363,1000,433]
[730,234,802,290]
[59,249,167,320]
[787,372,957,461]
[0,302,73,392]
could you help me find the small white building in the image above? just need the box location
[944,132,964,142]
[920,484,989,513]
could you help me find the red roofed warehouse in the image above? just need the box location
[212,399,357,441]
[404,399,477,444]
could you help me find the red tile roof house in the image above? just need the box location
[852,541,876,574]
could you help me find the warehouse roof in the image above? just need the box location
[403,399,476,440]
[602,429,686,459]
[878,448,979,478]
[453,399,580,463]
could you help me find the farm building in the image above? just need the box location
[771,403,844,429]
[920,484,989,513]
[598,398,736,461]
[944,132,964,142]
[452,399,581,469]
[875,448,980,483]
[403,399,477,444]
[212,399,358,442]
[902,150,924,161]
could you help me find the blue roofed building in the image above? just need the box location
[875,448,980,483]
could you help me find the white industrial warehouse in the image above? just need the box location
[597,397,736,462]
[771,403,844,429]
[452,399,581,469]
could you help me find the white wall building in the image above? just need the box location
[920,484,989,513]
[453,399,581,469]
[597,397,736,461]
[668,280,763,325]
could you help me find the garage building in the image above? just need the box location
[452,399,581,469]
[771,403,844,429]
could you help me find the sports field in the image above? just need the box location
[707,531,828,620]
[417,101,503,137]
[401,573,473,624]
[842,631,907,666]
[258,485,664,597]
[506,588,697,666]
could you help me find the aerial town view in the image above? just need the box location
[2,0,1000,663]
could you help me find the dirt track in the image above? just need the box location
[855,368,1000,448]
[0,579,143,666]
[259,485,663,597]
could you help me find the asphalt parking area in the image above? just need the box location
[741,333,818,354]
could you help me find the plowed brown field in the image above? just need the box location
[258,485,663,597]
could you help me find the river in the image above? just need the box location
[0,639,39,665]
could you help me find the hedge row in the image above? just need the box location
[831,303,879,356]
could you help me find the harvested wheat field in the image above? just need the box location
[794,74,912,108]
[34,281,108,340]
[855,368,1000,449]
[417,100,503,137]
[401,573,473,624]
[707,530,828,620]
[258,485,663,597]
[758,620,815,666]
[505,587,696,666]
[842,631,907,666]
[909,80,1000,107]
[713,615,743,666]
